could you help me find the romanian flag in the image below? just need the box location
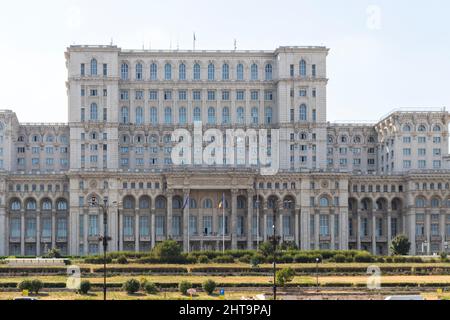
[218,193,225,209]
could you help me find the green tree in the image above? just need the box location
[123,279,140,294]
[259,242,275,259]
[179,281,192,295]
[79,280,91,295]
[202,279,217,295]
[276,268,296,287]
[152,240,183,263]
[390,235,411,256]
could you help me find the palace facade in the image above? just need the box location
[0,45,449,257]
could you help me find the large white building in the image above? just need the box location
[0,45,449,257]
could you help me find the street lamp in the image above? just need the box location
[269,199,281,300]
[91,197,112,301]
[315,257,320,292]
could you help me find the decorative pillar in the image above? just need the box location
[119,210,124,251]
[356,211,361,250]
[135,209,140,252]
[263,210,268,241]
[372,212,376,255]
[300,208,309,250]
[183,189,190,252]
[150,207,156,249]
[0,208,6,256]
[51,210,56,250]
[21,211,25,256]
[167,191,173,238]
[314,211,320,250]
[407,208,416,255]
[231,189,238,250]
[330,213,335,250]
[295,209,300,248]
[440,209,446,253]
[387,210,392,255]
[83,212,88,255]
[425,209,431,255]
[36,212,41,256]
[246,190,254,250]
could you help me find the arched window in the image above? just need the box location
[418,124,426,132]
[193,63,200,80]
[403,124,411,132]
[90,103,98,121]
[208,63,215,80]
[265,64,273,80]
[203,199,213,209]
[121,63,129,80]
[193,107,201,122]
[222,107,230,124]
[208,107,216,124]
[57,200,68,211]
[251,107,259,124]
[265,107,273,124]
[189,199,197,209]
[433,125,441,132]
[150,107,158,125]
[172,198,183,209]
[164,107,172,124]
[299,59,306,77]
[319,197,329,207]
[90,58,97,75]
[179,107,187,124]
[135,107,143,124]
[124,197,135,209]
[150,63,158,80]
[164,63,172,80]
[251,63,258,80]
[10,200,21,211]
[416,197,426,208]
[431,198,440,208]
[139,198,150,209]
[222,63,229,80]
[135,63,143,80]
[42,200,52,211]
[179,63,186,80]
[354,136,362,144]
[26,199,37,211]
[299,104,307,121]
[236,107,245,124]
[236,63,244,80]
[237,197,246,209]
[120,107,129,124]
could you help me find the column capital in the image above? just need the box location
[247,189,255,196]
[183,188,190,195]
[231,189,239,195]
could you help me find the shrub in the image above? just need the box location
[18,280,33,292]
[385,257,393,263]
[294,254,321,263]
[441,252,448,260]
[354,252,374,263]
[84,256,113,264]
[276,267,296,287]
[238,254,252,264]
[45,248,62,258]
[333,254,346,263]
[213,255,235,263]
[197,255,210,264]
[390,235,411,256]
[117,255,128,264]
[280,255,294,263]
[202,279,217,295]
[179,281,192,295]
[152,240,183,263]
[144,282,158,294]
[29,280,43,294]
[259,242,275,258]
[79,280,91,294]
[123,279,140,294]
[251,253,264,267]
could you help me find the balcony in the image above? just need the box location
[361,236,372,242]
[9,237,21,243]
[283,235,295,242]
[348,236,357,242]
[319,235,331,241]
[56,237,67,243]
[124,236,135,242]
[139,236,151,242]
[25,237,37,243]
[416,235,426,241]
[431,235,442,242]
[41,237,52,243]
[376,236,387,242]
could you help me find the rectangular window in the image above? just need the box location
[103,64,107,76]
[222,90,230,101]
[178,90,187,100]
[120,90,129,100]
[193,91,201,100]
[251,90,259,101]
[236,90,245,100]
[88,215,98,237]
[319,215,329,236]
[149,90,158,100]
[264,90,273,101]
[123,216,134,237]
[156,216,165,236]
[207,90,216,101]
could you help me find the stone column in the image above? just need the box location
[167,191,173,238]
[330,213,335,250]
[340,209,349,250]
[295,209,300,248]
[300,208,309,250]
[407,208,416,255]
[36,212,41,256]
[183,189,190,253]
[246,190,254,250]
[372,212,376,255]
[0,208,6,256]
[151,207,156,249]
[83,213,88,255]
[356,211,361,250]
[387,210,392,255]
[440,209,446,253]
[263,210,268,241]
[135,209,140,252]
[21,211,25,256]
[119,210,124,251]
[314,211,320,250]
[51,210,56,250]
[231,189,238,249]
[425,209,431,255]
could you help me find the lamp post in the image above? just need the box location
[269,199,281,300]
[315,257,320,292]
[91,197,112,301]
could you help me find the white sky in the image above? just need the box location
[1,0,449,123]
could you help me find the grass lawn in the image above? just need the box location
[0,291,262,300]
